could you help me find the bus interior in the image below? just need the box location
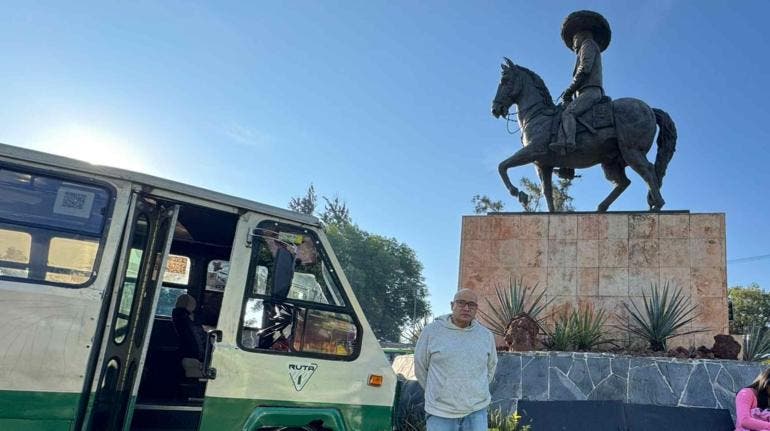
[130,201,237,430]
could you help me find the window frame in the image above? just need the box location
[236,220,362,361]
[0,162,116,288]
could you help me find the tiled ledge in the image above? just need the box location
[394,352,763,419]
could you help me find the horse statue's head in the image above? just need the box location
[491,58,520,119]
[491,58,555,119]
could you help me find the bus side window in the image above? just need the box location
[0,167,112,287]
[237,222,359,359]
[0,229,31,278]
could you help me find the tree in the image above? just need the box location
[471,195,505,214]
[729,283,770,334]
[320,195,351,225]
[325,222,430,341]
[519,176,575,212]
[402,315,432,344]
[289,185,431,341]
[288,185,351,225]
[288,184,317,215]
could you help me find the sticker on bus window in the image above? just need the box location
[53,186,95,218]
[278,232,304,245]
[288,363,318,391]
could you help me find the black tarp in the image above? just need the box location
[517,400,735,431]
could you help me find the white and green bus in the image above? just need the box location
[0,143,398,430]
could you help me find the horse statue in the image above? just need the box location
[491,57,677,212]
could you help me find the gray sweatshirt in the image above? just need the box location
[414,314,498,418]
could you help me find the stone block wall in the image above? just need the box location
[394,352,763,421]
[489,352,759,418]
[459,212,728,347]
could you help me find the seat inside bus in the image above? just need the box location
[134,203,237,413]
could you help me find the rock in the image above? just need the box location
[667,346,690,359]
[694,345,715,359]
[504,313,539,351]
[712,334,741,360]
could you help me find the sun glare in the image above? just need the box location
[39,125,148,173]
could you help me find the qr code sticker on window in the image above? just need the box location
[54,186,95,218]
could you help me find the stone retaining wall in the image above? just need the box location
[394,352,764,420]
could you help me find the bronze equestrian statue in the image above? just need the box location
[491,10,677,212]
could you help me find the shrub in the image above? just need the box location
[621,282,702,351]
[544,305,609,351]
[544,311,573,351]
[743,324,770,361]
[488,407,531,431]
[478,277,551,337]
[570,305,609,350]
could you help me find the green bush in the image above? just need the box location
[570,305,609,350]
[544,311,573,350]
[544,305,609,351]
[488,407,531,431]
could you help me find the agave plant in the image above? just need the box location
[622,282,703,352]
[477,277,551,337]
[743,324,770,361]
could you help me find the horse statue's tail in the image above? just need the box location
[652,108,677,187]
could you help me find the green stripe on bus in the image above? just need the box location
[0,390,80,421]
[198,397,393,431]
[0,419,72,431]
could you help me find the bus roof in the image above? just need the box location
[0,142,320,227]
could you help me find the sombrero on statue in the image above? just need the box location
[561,10,612,52]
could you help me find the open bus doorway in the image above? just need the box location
[87,198,238,431]
[130,202,237,431]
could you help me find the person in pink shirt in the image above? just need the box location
[736,368,770,431]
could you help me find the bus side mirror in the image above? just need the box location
[271,247,295,300]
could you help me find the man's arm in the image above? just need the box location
[413,327,430,389]
[487,332,499,384]
[565,40,599,98]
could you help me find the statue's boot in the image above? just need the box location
[549,114,577,155]
[548,141,572,156]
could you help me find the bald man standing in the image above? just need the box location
[414,289,498,431]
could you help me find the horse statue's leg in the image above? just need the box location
[614,102,676,212]
[597,161,631,212]
[498,145,541,208]
[536,165,555,212]
[620,148,664,211]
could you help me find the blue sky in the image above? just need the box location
[1,1,769,316]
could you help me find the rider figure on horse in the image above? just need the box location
[550,11,612,156]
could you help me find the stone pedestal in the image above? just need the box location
[458,212,728,348]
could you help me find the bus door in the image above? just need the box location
[87,193,179,431]
[197,215,396,431]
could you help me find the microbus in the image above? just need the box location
[0,143,398,430]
